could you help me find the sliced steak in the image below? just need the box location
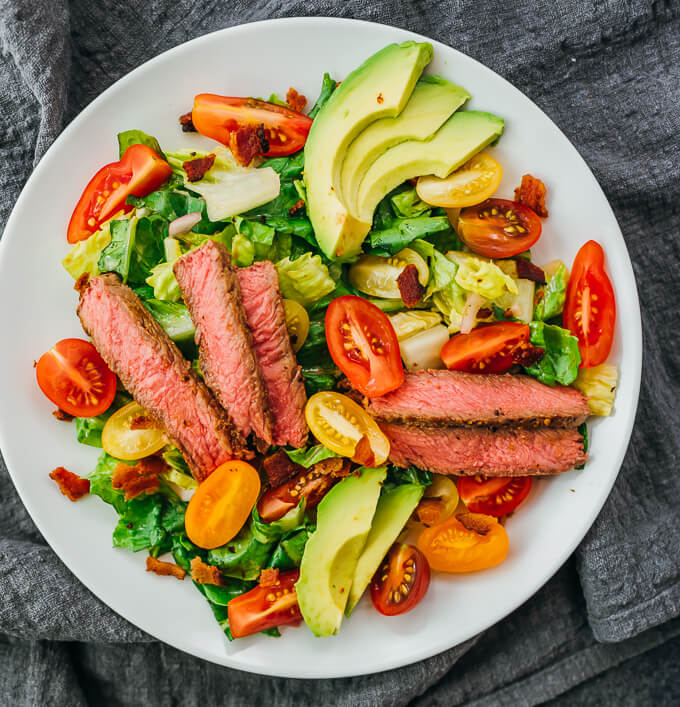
[363,370,589,428]
[380,422,587,476]
[237,261,309,448]
[77,274,245,481]
[174,241,274,450]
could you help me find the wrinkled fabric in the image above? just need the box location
[1,1,679,704]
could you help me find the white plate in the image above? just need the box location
[0,18,641,678]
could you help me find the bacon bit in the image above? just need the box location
[477,308,493,319]
[111,456,167,501]
[146,556,186,580]
[457,512,492,536]
[415,499,444,526]
[514,174,548,217]
[313,457,346,477]
[179,111,196,132]
[259,567,280,587]
[183,153,216,182]
[262,450,304,488]
[129,415,154,430]
[190,557,224,586]
[49,467,90,501]
[286,87,307,113]
[52,408,74,422]
[289,198,305,216]
[512,342,545,367]
[351,435,376,467]
[377,92,384,104]
[397,264,425,308]
[229,124,269,167]
[515,259,547,284]
[74,273,90,293]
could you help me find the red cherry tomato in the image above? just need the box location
[67,144,172,243]
[35,338,117,417]
[326,295,404,397]
[227,570,302,638]
[441,322,532,374]
[192,94,312,157]
[457,476,533,517]
[458,198,542,257]
[563,240,616,368]
[370,543,430,616]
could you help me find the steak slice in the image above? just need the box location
[380,422,587,476]
[77,274,245,482]
[237,261,309,448]
[363,370,589,428]
[174,241,274,450]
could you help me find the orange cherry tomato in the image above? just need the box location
[185,461,261,549]
[417,512,509,573]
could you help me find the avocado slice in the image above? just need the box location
[340,77,470,216]
[345,483,424,616]
[296,466,387,637]
[354,110,505,223]
[304,42,433,261]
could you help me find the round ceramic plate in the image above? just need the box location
[0,18,641,678]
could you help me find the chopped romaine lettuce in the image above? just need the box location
[146,262,180,301]
[117,129,165,160]
[448,251,518,301]
[573,364,618,416]
[231,232,255,267]
[62,222,113,280]
[523,321,581,386]
[390,186,431,218]
[276,252,336,306]
[389,310,442,340]
[535,261,568,321]
[75,391,132,447]
[285,444,339,468]
[141,298,195,345]
[128,188,221,234]
[367,216,451,256]
[424,250,468,331]
[251,503,306,545]
[308,72,337,119]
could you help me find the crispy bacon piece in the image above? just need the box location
[111,456,167,501]
[457,512,491,535]
[74,273,90,293]
[514,174,548,218]
[351,434,376,467]
[516,258,547,284]
[52,408,74,422]
[289,198,305,216]
[262,450,304,488]
[313,457,346,476]
[397,264,425,307]
[49,467,90,501]
[130,415,155,430]
[229,124,269,167]
[190,557,224,586]
[179,111,196,132]
[286,87,307,113]
[146,556,186,580]
[259,567,280,587]
[183,153,216,182]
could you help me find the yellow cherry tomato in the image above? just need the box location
[304,391,390,466]
[348,248,429,300]
[283,299,310,352]
[101,401,166,461]
[185,460,261,549]
[416,153,503,208]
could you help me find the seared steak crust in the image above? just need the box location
[174,241,274,451]
[77,274,245,481]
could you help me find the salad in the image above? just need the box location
[37,41,618,641]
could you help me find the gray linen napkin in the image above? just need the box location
[1,1,679,704]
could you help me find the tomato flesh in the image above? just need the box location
[67,144,172,243]
[36,338,117,417]
[457,476,532,517]
[101,401,166,461]
[228,570,302,638]
[417,512,509,573]
[458,198,542,258]
[441,322,531,374]
[326,295,404,397]
[192,94,312,157]
[370,544,430,616]
[564,240,616,368]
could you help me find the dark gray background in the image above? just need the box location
[1,1,679,704]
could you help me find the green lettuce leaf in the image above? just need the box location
[207,524,275,581]
[285,444,338,468]
[62,222,114,280]
[449,252,518,300]
[251,503,306,545]
[385,465,433,489]
[523,321,581,386]
[308,72,337,119]
[424,250,467,331]
[296,314,339,395]
[276,252,336,306]
[259,150,305,180]
[75,391,132,448]
[535,262,568,321]
[390,186,431,218]
[367,216,451,256]
[117,130,166,160]
[128,188,222,235]
[267,528,310,572]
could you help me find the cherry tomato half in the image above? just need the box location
[326,295,404,398]
[101,401,166,461]
[417,512,509,573]
[563,240,616,368]
[185,460,261,549]
[192,94,313,157]
[458,198,542,258]
[35,338,117,417]
[441,322,531,374]
[228,569,302,638]
[457,476,532,517]
[67,144,172,243]
[370,543,430,616]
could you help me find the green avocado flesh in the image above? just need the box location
[304,41,433,261]
[340,76,470,216]
[296,466,387,637]
[345,483,424,616]
[355,110,505,223]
